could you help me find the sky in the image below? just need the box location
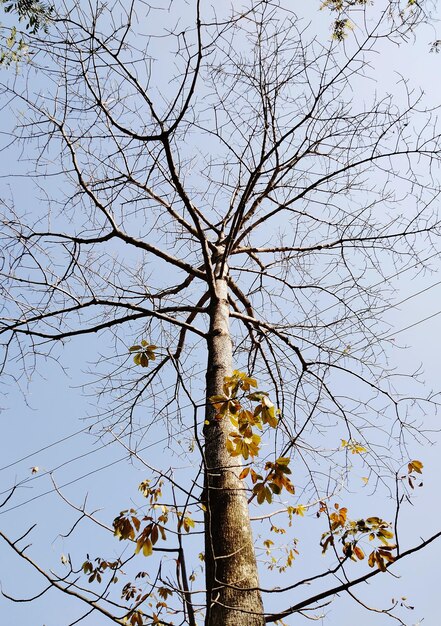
[1,2,441,626]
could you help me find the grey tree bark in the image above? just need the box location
[203,253,264,626]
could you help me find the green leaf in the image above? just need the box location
[269,482,282,494]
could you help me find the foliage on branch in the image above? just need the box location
[0,0,439,623]
[0,0,52,65]
[320,503,397,570]
[321,0,424,40]
[1,0,52,33]
[72,368,421,624]
[129,341,158,368]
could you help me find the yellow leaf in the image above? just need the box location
[140,353,149,367]
[142,538,153,557]
[293,505,305,516]
[129,345,142,352]
[375,551,387,572]
[352,444,367,454]
[183,516,195,533]
[284,481,295,495]
[276,457,291,466]
[241,441,249,460]
[408,460,423,474]
[265,487,272,504]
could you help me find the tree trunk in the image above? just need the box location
[203,268,265,626]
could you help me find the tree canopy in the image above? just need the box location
[0,1,440,625]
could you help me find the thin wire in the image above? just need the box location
[0,395,204,498]
[349,280,441,352]
[0,367,206,474]
[0,415,109,473]
[386,307,441,338]
[0,422,197,516]
[2,253,439,477]
[319,250,440,317]
[7,294,440,514]
[390,279,441,310]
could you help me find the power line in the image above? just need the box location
[386,306,441,338]
[0,396,203,498]
[2,252,439,482]
[0,434,114,498]
[0,368,205,474]
[0,422,197,516]
[349,278,441,353]
[3,303,438,516]
[0,414,108,474]
[319,250,441,317]
[391,279,441,309]
[6,281,440,516]
[6,285,439,516]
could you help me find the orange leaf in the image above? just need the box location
[239,467,250,480]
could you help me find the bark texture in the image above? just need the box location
[203,266,265,626]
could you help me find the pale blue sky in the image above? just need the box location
[1,3,441,626]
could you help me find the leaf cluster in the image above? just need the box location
[321,503,397,571]
[250,458,295,505]
[0,0,53,65]
[212,372,295,504]
[82,557,121,584]
[320,0,419,41]
[129,340,157,368]
[406,459,424,489]
[138,479,163,504]
[112,508,168,557]
[341,439,368,454]
[210,370,279,460]
[1,0,53,34]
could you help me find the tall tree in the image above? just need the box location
[1,1,440,625]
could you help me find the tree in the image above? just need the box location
[0,1,440,625]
